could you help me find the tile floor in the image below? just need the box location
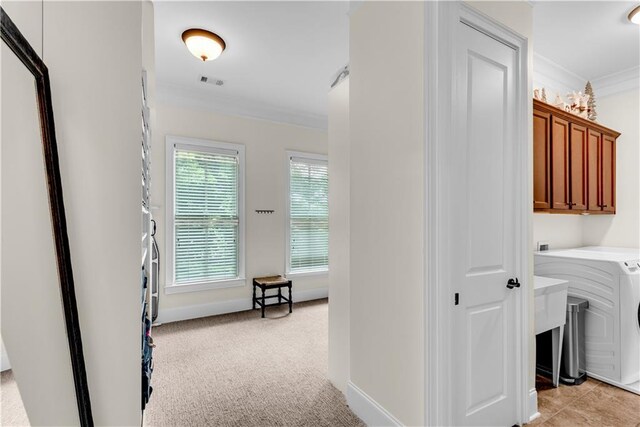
[529,375,640,426]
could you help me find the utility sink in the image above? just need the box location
[534,276,569,335]
[534,275,569,387]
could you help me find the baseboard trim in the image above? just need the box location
[346,381,402,427]
[156,287,328,324]
[585,371,640,396]
[528,388,540,423]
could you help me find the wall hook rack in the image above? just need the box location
[255,209,275,214]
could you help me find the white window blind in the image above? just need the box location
[174,146,240,284]
[288,155,328,273]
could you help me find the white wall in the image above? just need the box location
[2,12,79,423]
[151,104,328,322]
[0,0,41,382]
[583,89,640,248]
[328,77,350,394]
[143,0,156,111]
[2,2,141,425]
[349,3,534,423]
[349,2,425,424]
[533,214,583,250]
[47,4,142,424]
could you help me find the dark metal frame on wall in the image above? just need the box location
[0,7,93,426]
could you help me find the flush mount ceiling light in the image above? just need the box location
[629,5,640,24]
[181,28,226,62]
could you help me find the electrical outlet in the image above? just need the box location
[537,241,550,252]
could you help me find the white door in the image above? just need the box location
[450,21,520,426]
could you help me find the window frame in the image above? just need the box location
[165,135,246,294]
[285,150,329,277]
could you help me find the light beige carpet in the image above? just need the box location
[143,299,363,427]
[1,370,30,426]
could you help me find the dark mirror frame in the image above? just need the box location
[1,7,93,426]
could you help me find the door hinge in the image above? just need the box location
[454,293,459,306]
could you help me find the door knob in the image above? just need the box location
[507,278,520,289]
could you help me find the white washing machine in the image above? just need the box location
[535,246,640,394]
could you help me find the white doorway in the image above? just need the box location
[425,3,530,426]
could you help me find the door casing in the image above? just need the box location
[423,2,531,425]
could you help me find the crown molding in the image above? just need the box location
[533,53,586,95]
[533,53,639,99]
[591,66,640,98]
[156,83,328,130]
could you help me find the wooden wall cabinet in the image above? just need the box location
[550,116,570,210]
[533,110,551,209]
[569,124,587,211]
[587,129,601,211]
[533,99,620,215]
[601,135,616,213]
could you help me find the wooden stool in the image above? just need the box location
[252,276,292,318]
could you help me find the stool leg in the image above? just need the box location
[261,288,266,318]
[252,284,256,310]
[278,287,282,304]
[288,284,292,313]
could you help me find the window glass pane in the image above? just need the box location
[174,148,239,283]
[175,150,237,217]
[175,221,238,283]
[289,157,328,272]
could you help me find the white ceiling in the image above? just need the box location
[154,1,350,129]
[533,1,640,80]
[154,2,639,128]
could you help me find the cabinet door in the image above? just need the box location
[601,135,616,213]
[569,124,587,210]
[587,130,601,211]
[533,110,551,209]
[551,116,570,210]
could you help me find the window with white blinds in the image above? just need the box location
[287,153,328,274]
[167,137,245,290]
